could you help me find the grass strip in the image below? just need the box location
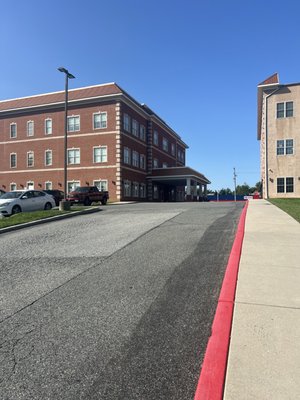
[268,198,300,223]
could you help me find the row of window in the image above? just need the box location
[276,102,293,118]
[123,180,146,198]
[9,112,107,138]
[123,147,146,169]
[276,139,294,155]
[8,180,108,193]
[123,114,146,141]
[276,177,294,193]
[9,146,108,168]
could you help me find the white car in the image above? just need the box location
[0,190,56,216]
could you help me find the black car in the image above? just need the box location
[43,190,65,206]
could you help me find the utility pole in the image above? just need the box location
[233,167,237,202]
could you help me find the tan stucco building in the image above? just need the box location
[258,73,300,198]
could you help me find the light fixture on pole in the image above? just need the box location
[57,67,75,202]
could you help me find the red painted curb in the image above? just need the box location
[194,201,248,400]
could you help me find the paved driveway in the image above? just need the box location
[0,202,244,399]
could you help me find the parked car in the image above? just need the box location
[0,189,5,197]
[0,190,56,216]
[66,186,109,206]
[43,189,65,206]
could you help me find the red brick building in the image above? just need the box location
[0,83,210,201]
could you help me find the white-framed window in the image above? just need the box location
[124,147,131,164]
[132,119,139,137]
[171,143,175,156]
[163,137,168,152]
[45,118,52,135]
[124,180,131,197]
[10,182,17,191]
[277,177,294,193]
[93,146,107,163]
[153,184,158,199]
[178,149,185,163]
[45,150,52,166]
[140,183,146,198]
[27,151,34,167]
[140,154,146,169]
[140,125,146,141]
[67,116,80,132]
[10,153,17,168]
[10,123,17,138]
[132,151,139,167]
[67,148,80,164]
[153,130,158,146]
[123,113,131,132]
[277,101,293,118]
[162,162,168,168]
[45,181,52,190]
[153,158,158,168]
[27,181,34,189]
[67,181,80,193]
[277,139,294,155]
[133,182,139,197]
[94,180,108,191]
[27,121,34,136]
[93,112,107,129]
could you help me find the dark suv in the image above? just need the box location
[43,190,65,206]
[0,189,5,197]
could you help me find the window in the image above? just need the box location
[171,143,175,156]
[45,181,52,190]
[27,121,34,136]
[124,180,131,197]
[163,138,168,152]
[45,118,52,135]
[67,116,80,132]
[132,151,139,167]
[286,177,294,193]
[124,147,131,164]
[277,139,294,155]
[10,123,17,138]
[93,146,107,163]
[93,112,107,129]
[10,183,17,191]
[276,140,285,155]
[27,181,34,189]
[153,158,158,168]
[123,113,130,132]
[140,154,146,169]
[162,162,168,168]
[132,120,139,137]
[10,153,17,168]
[140,125,146,141]
[133,182,139,197]
[140,183,146,198]
[277,178,284,193]
[153,130,158,146]
[67,149,80,164]
[67,181,80,193]
[94,180,108,191]
[277,102,293,118]
[27,151,34,167]
[45,150,52,166]
[153,184,158,199]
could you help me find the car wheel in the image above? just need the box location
[44,202,52,210]
[12,205,22,214]
[101,197,107,205]
[84,197,91,206]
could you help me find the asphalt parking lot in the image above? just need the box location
[0,201,244,400]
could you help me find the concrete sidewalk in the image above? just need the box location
[223,199,300,399]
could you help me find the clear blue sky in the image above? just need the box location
[2,0,300,191]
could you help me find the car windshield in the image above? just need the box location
[1,191,23,199]
[74,187,89,193]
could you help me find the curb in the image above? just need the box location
[0,207,102,235]
[194,201,248,400]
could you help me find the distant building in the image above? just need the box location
[258,73,300,198]
[0,83,210,201]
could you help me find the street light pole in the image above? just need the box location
[233,167,237,202]
[58,67,75,203]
